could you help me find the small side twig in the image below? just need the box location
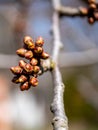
[56,6,87,16]
[52,0,87,17]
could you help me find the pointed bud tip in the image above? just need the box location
[30,58,38,66]
[16,48,27,57]
[19,60,26,68]
[88,0,95,4]
[25,51,33,59]
[35,36,44,47]
[33,66,40,73]
[41,52,49,59]
[23,36,33,43]
[88,17,95,24]
[10,66,23,74]
[24,64,33,74]
[20,81,30,91]
[23,36,35,50]
[34,47,43,54]
[18,75,28,83]
[29,77,38,87]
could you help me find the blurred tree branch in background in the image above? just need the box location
[77,76,98,110]
[0,47,98,68]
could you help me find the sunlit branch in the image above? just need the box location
[50,0,68,130]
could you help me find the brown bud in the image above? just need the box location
[80,7,88,15]
[88,0,95,4]
[88,17,95,24]
[34,47,43,54]
[30,58,38,66]
[94,11,98,20]
[12,75,28,83]
[33,66,40,74]
[10,66,22,75]
[23,36,33,44]
[35,37,44,47]
[29,77,38,87]
[41,52,49,59]
[25,50,33,59]
[12,76,20,84]
[20,81,30,91]
[16,48,27,57]
[23,36,35,50]
[19,60,26,68]
[89,3,96,9]
[24,63,33,73]
[18,75,28,83]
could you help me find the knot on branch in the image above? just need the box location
[50,103,58,113]
[52,116,68,130]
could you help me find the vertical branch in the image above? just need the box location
[50,0,68,130]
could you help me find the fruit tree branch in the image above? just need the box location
[52,0,87,17]
[50,0,68,130]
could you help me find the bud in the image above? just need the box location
[20,81,30,91]
[35,37,44,47]
[88,17,95,24]
[94,11,98,20]
[16,48,27,57]
[34,47,43,54]
[30,58,38,66]
[89,3,96,10]
[24,63,33,73]
[25,50,33,59]
[18,75,28,83]
[29,77,38,87]
[12,76,19,84]
[23,36,35,50]
[88,0,95,4]
[19,60,26,68]
[10,66,22,75]
[80,7,88,15]
[33,66,40,73]
[12,75,28,83]
[41,52,49,59]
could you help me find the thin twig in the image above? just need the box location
[56,6,86,16]
[52,0,87,17]
[50,0,68,130]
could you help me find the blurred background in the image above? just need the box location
[0,0,98,130]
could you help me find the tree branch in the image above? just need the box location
[56,6,85,16]
[52,0,87,17]
[50,0,68,130]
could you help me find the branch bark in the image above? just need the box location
[50,0,68,130]
[56,6,85,16]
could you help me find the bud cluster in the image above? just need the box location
[87,0,98,24]
[10,36,49,91]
